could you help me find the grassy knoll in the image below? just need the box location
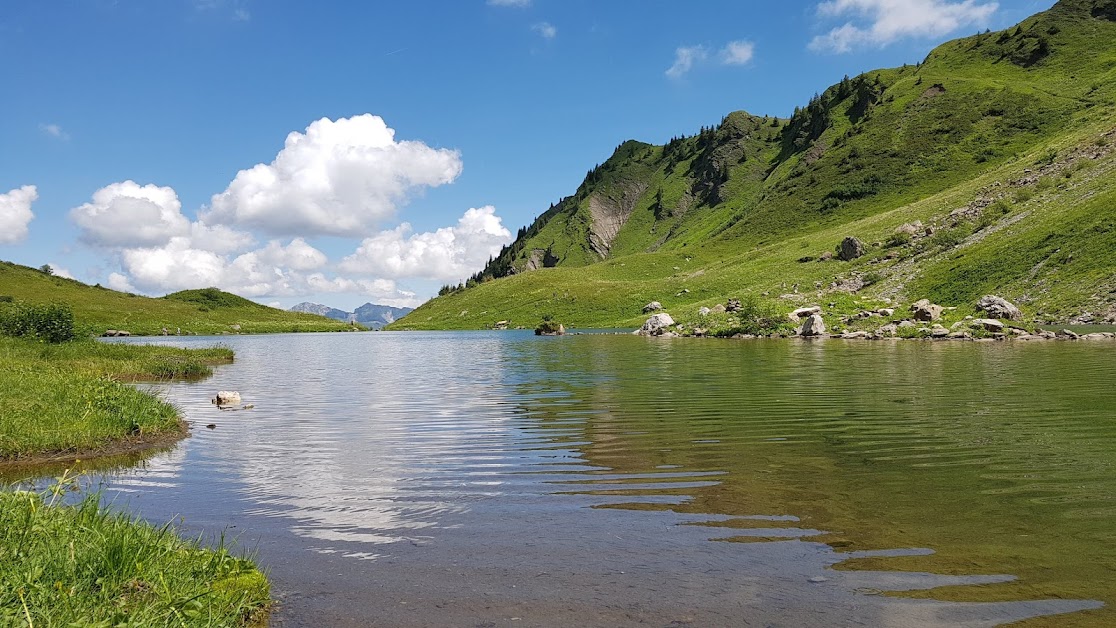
[398,0,1116,330]
[0,482,268,626]
[0,262,354,336]
[0,336,233,463]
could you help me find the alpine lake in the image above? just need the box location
[7,331,1116,627]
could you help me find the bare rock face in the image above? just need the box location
[214,391,242,407]
[643,301,664,314]
[976,295,1023,321]
[911,299,944,322]
[838,237,866,261]
[635,313,676,337]
[799,313,826,337]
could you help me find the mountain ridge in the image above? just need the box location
[290,301,413,329]
[396,0,1116,330]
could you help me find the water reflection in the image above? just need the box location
[45,332,1116,626]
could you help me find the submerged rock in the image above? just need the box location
[214,391,241,407]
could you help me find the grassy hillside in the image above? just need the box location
[0,262,355,335]
[397,0,1116,330]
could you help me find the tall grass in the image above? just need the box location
[0,475,268,626]
[0,337,234,461]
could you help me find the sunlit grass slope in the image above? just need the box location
[0,261,353,335]
[396,0,1116,330]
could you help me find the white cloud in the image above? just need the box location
[487,0,531,6]
[810,0,998,53]
[47,264,75,280]
[39,123,70,140]
[107,272,137,293]
[203,114,463,237]
[721,40,755,65]
[0,185,38,245]
[71,181,191,247]
[666,45,709,79]
[340,206,513,282]
[532,22,557,40]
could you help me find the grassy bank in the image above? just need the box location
[0,336,233,463]
[0,482,268,626]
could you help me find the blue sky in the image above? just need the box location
[0,0,1057,309]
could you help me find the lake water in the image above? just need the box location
[14,332,1116,627]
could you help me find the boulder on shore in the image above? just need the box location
[971,318,1005,333]
[789,306,822,322]
[976,295,1023,321]
[799,313,826,337]
[911,299,944,322]
[635,313,676,337]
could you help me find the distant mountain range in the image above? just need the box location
[289,302,413,329]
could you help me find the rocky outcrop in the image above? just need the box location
[635,313,676,336]
[838,237,866,261]
[643,301,663,314]
[976,295,1023,321]
[911,299,944,322]
[588,182,649,259]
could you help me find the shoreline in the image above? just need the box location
[0,419,189,474]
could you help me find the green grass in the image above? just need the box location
[0,337,233,461]
[396,1,1116,331]
[0,482,268,626]
[0,263,357,336]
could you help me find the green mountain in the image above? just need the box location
[393,0,1116,331]
[0,262,355,335]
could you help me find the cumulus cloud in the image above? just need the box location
[107,272,138,293]
[71,181,191,247]
[340,206,513,282]
[203,115,463,237]
[666,45,709,79]
[39,123,70,140]
[0,185,38,245]
[810,0,998,53]
[721,40,756,65]
[532,22,557,39]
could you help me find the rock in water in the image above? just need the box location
[214,391,242,407]
[635,313,676,336]
[976,295,1023,321]
[799,313,826,337]
[838,237,866,261]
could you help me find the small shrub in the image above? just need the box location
[0,302,76,343]
[1035,148,1057,166]
[1013,188,1034,204]
[1035,176,1055,192]
[0,295,12,303]
[886,232,912,248]
[931,227,967,249]
[861,271,884,286]
[990,199,1012,215]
